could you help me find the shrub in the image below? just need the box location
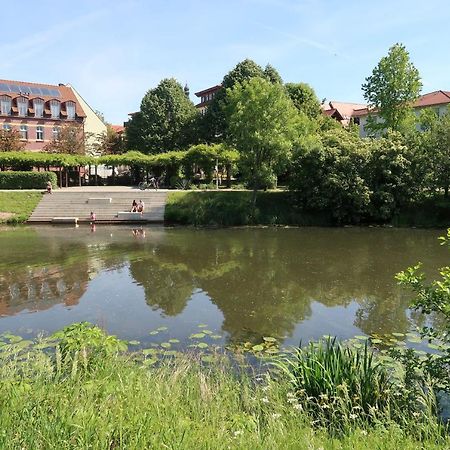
[275,338,396,431]
[0,171,57,189]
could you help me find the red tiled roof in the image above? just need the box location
[194,84,222,97]
[415,90,450,108]
[322,101,367,120]
[111,125,125,133]
[0,79,85,118]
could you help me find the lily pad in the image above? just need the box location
[157,326,168,332]
[128,340,140,345]
[149,331,159,336]
[197,324,208,328]
[143,358,157,366]
[211,335,222,340]
[160,342,171,349]
[142,348,158,355]
[263,337,277,343]
[201,355,215,363]
[168,339,180,344]
[190,333,206,339]
[392,332,405,337]
[252,344,264,352]
[196,342,209,349]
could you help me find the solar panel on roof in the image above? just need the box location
[49,89,61,97]
[40,87,51,96]
[9,85,20,93]
[30,87,42,95]
[0,83,9,92]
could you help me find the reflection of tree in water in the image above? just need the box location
[129,258,193,316]
[126,228,448,342]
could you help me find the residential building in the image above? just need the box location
[0,79,106,151]
[194,84,222,114]
[322,101,367,126]
[354,90,450,137]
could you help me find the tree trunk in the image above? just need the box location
[59,167,62,187]
[95,165,98,185]
[65,169,68,187]
[112,165,115,185]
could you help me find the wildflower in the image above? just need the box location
[293,403,303,411]
[272,413,282,419]
[349,413,358,419]
[233,430,243,438]
[261,397,269,403]
[262,385,269,392]
[360,430,368,436]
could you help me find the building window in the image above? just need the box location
[2,123,11,131]
[19,125,28,140]
[17,97,28,117]
[36,126,44,141]
[33,98,44,118]
[66,101,76,120]
[0,95,11,115]
[52,126,60,140]
[50,100,60,119]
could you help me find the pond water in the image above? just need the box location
[0,225,448,349]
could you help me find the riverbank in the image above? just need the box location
[0,326,448,449]
[165,191,450,227]
[0,192,42,224]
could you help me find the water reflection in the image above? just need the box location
[0,226,447,346]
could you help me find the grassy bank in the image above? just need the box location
[0,325,448,449]
[0,191,42,224]
[166,191,450,227]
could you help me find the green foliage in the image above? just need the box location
[362,43,422,133]
[365,131,418,221]
[263,63,283,84]
[0,171,57,190]
[0,151,94,168]
[285,82,322,119]
[43,123,86,154]
[395,230,450,392]
[126,78,199,153]
[276,338,397,432]
[226,77,301,195]
[52,322,127,371]
[289,128,371,224]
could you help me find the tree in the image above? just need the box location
[126,78,199,153]
[263,64,283,84]
[362,43,422,134]
[225,77,301,204]
[94,125,124,155]
[44,124,85,154]
[289,128,371,224]
[425,112,450,196]
[202,59,283,143]
[0,128,25,152]
[285,82,322,119]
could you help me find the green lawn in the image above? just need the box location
[0,192,42,224]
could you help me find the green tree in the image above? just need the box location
[285,82,322,119]
[263,63,283,84]
[226,77,301,204]
[425,111,450,196]
[289,128,371,224]
[126,78,199,153]
[0,128,25,152]
[202,59,281,143]
[94,125,124,155]
[362,43,422,134]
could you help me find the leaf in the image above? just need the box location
[392,332,405,337]
[197,324,208,328]
[354,335,368,340]
[190,333,205,339]
[252,344,264,352]
[196,342,208,349]
[168,339,180,344]
[370,338,383,344]
[142,348,158,355]
[128,340,140,345]
[143,358,157,366]
[201,355,215,363]
[263,337,277,343]
[211,335,222,340]
[160,342,171,349]
[156,326,168,332]
[264,347,279,354]
[149,331,159,336]
[202,330,213,335]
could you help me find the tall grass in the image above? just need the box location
[0,327,448,449]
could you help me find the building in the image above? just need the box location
[194,84,222,114]
[322,101,367,126]
[354,90,450,137]
[0,79,106,151]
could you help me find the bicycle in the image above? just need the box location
[138,175,164,190]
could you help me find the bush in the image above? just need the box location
[0,171,57,189]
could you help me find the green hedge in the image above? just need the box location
[0,171,57,189]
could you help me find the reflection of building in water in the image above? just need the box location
[0,264,88,317]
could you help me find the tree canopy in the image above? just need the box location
[126,78,199,154]
[362,43,422,134]
[285,82,322,119]
[225,77,302,200]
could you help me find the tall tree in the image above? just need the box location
[285,82,322,119]
[126,78,199,153]
[225,77,301,204]
[0,128,25,152]
[202,59,283,142]
[362,43,422,134]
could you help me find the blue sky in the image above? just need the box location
[3,0,449,124]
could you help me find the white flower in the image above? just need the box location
[293,403,303,411]
[272,413,282,419]
[233,430,243,437]
[261,397,270,403]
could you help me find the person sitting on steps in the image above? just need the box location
[131,199,137,212]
